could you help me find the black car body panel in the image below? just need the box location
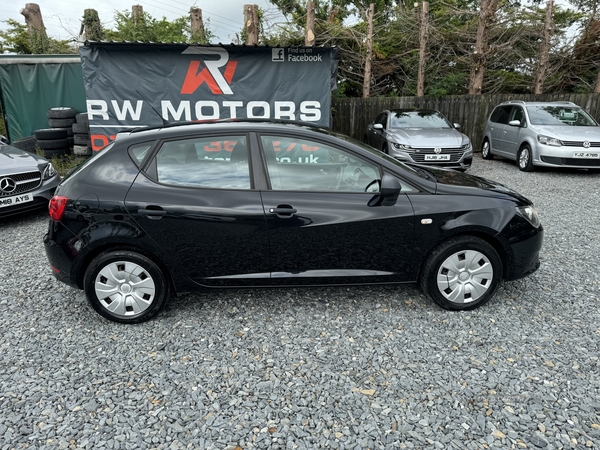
[44,121,543,321]
[0,144,60,218]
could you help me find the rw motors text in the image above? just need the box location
[87,100,323,123]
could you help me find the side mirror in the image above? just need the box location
[508,120,521,127]
[453,123,461,130]
[380,173,401,206]
[373,123,384,130]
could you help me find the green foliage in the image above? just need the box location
[0,19,75,54]
[103,10,213,44]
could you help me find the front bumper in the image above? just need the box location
[534,144,600,169]
[0,174,60,218]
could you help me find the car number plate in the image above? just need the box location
[0,193,33,208]
[424,154,450,161]
[572,151,600,159]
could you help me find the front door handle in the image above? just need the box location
[138,207,167,219]
[269,206,297,216]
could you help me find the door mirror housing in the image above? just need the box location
[508,120,521,127]
[380,173,401,205]
[373,123,384,130]
[453,123,461,130]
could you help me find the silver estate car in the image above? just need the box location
[365,109,473,171]
[482,100,600,172]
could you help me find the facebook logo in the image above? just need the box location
[272,48,285,62]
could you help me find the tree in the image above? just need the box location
[0,19,75,54]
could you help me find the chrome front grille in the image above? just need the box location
[562,141,600,147]
[0,171,42,197]
[407,147,465,163]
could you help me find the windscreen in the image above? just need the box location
[527,106,598,126]
[389,111,452,129]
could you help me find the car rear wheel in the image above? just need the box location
[419,236,502,310]
[481,139,493,160]
[518,145,534,172]
[84,250,170,323]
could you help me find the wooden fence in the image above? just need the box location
[331,93,600,151]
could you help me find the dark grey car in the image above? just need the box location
[0,143,61,218]
[365,109,473,170]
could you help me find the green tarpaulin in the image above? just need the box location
[0,55,86,142]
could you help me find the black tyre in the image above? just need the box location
[74,134,90,146]
[43,148,68,158]
[37,138,70,149]
[35,128,68,140]
[73,144,92,156]
[48,118,76,128]
[84,250,170,324]
[47,107,77,119]
[75,112,89,126]
[419,236,502,311]
[11,136,37,152]
[72,122,89,134]
[481,139,493,160]
[518,144,534,172]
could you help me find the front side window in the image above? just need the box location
[527,106,598,126]
[376,113,387,128]
[155,135,250,189]
[509,106,525,124]
[261,135,381,193]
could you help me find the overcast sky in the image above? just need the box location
[1,0,279,44]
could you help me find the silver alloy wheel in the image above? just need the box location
[482,141,490,157]
[436,249,494,304]
[94,260,156,317]
[519,147,530,169]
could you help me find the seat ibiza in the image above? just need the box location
[44,121,543,323]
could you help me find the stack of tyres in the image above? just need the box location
[46,107,77,152]
[34,128,70,159]
[72,113,92,156]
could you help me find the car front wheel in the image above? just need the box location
[419,236,502,310]
[84,250,170,323]
[518,145,534,172]
[481,139,493,159]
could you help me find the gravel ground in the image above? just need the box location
[0,154,599,450]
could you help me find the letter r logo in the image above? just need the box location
[180,47,237,95]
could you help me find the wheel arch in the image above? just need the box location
[417,230,510,283]
[74,242,177,295]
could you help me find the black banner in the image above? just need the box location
[79,44,339,150]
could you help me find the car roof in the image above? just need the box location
[499,100,578,107]
[114,120,333,144]
[389,108,440,114]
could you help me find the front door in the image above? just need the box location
[258,133,416,285]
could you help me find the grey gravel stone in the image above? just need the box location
[0,155,599,449]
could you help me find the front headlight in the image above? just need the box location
[42,163,57,180]
[516,205,541,228]
[392,143,412,150]
[460,143,472,151]
[537,135,562,147]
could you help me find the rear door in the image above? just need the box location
[124,134,271,287]
[257,133,417,285]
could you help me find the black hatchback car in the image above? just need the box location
[44,121,543,323]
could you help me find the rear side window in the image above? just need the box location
[490,106,510,124]
[155,135,251,189]
[129,142,154,166]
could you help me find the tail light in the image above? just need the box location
[49,196,68,220]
